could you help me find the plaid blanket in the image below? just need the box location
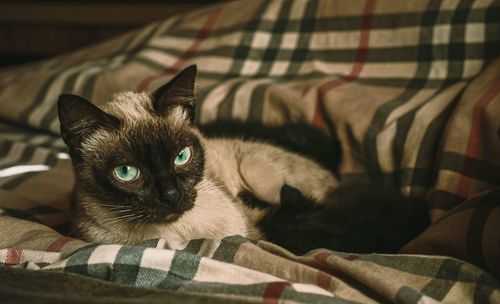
[1,0,500,302]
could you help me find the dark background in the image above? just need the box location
[0,0,221,67]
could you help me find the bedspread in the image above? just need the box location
[0,0,499,303]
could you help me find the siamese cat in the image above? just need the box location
[58,65,428,254]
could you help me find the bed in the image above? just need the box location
[0,0,499,302]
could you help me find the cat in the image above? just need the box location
[58,65,428,254]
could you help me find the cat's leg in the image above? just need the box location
[238,143,338,205]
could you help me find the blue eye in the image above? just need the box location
[113,165,140,182]
[174,147,191,166]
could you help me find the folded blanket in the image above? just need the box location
[0,0,499,302]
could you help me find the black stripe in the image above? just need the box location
[211,235,253,263]
[444,0,473,87]
[254,0,294,76]
[393,110,416,188]
[18,73,59,129]
[1,171,41,190]
[473,274,498,303]
[182,239,205,254]
[225,1,270,77]
[216,79,247,120]
[361,0,442,181]
[484,5,500,60]
[432,193,499,226]
[19,22,165,133]
[197,1,270,121]
[409,89,463,196]
[0,140,15,160]
[286,0,318,75]
[439,152,500,186]
[145,43,495,64]
[43,23,167,131]
[466,205,494,271]
[133,57,473,87]
[421,259,461,301]
[427,189,465,210]
[247,81,270,122]
[395,286,423,304]
[161,7,497,36]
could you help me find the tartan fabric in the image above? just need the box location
[0,0,500,302]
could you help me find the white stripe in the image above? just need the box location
[262,0,284,20]
[193,257,285,284]
[291,283,333,297]
[139,247,175,271]
[138,49,178,69]
[87,244,122,264]
[289,0,307,19]
[0,165,50,178]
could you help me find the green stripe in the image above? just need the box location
[211,235,252,263]
[112,245,146,285]
[421,259,462,301]
[395,286,424,304]
[64,244,100,277]
[167,250,201,281]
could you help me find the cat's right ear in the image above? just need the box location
[151,65,197,123]
[57,94,119,149]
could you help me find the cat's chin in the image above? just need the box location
[157,202,194,224]
[162,213,182,223]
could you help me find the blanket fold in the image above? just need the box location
[1,0,499,302]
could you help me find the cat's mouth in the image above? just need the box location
[156,201,194,224]
[163,213,181,223]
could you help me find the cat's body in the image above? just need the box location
[72,127,337,248]
[59,66,428,254]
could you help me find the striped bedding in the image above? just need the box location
[1,0,499,302]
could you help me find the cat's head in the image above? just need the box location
[58,65,205,225]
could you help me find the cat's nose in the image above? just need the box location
[160,187,181,203]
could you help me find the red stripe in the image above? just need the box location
[51,192,72,210]
[457,79,500,197]
[313,252,343,289]
[344,254,360,261]
[47,236,74,252]
[5,248,22,265]
[263,281,292,304]
[313,0,376,129]
[316,270,332,290]
[136,6,223,92]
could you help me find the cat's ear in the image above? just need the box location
[58,94,119,149]
[151,65,197,123]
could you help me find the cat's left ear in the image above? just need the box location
[152,65,197,123]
